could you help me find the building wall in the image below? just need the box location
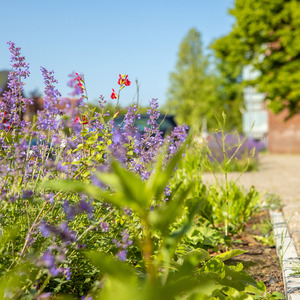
[268,109,300,154]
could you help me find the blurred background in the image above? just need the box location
[1,0,300,153]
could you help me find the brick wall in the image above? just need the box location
[268,109,300,154]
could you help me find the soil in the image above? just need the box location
[228,209,285,295]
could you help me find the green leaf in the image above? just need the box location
[221,264,257,291]
[42,167,148,215]
[146,136,191,201]
[109,159,149,207]
[213,249,245,262]
[163,272,223,299]
[86,251,136,283]
[201,258,226,279]
[188,226,225,248]
[148,181,193,235]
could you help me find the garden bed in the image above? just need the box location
[228,209,284,295]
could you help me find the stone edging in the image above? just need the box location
[270,210,300,299]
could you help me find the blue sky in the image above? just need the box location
[0,0,235,107]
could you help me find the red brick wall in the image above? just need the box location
[268,109,300,154]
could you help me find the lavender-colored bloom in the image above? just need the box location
[79,200,93,217]
[98,94,106,109]
[1,42,32,131]
[37,67,62,131]
[37,293,52,300]
[45,192,54,204]
[63,200,75,220]
[50,266,61,276]
[22,190,33,199]
[207,132,266,164]
[100,222,109,232]
[81,296,93,300]
[39,222,51,237]
[64,267,72,280]
[117,250,127,261]
[163,185,172,202]
[113,238,120,248]
[58,222,76,243]
[114,230,132,261]
[42,250,55,268]
[63,200,93,220]
[76,243,86,249]
[123,207,132,216]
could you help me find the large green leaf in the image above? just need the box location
[162,272,223,299]
[221,263,257,291]
[146,136,191,201]
[108,159,149,207]
[148,181,194,236]
[86,251,136,283]
[42,175,146,215]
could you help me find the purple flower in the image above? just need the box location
[22,190,33,199]
[64,267,72,280]
[58,222,76,243]
[37,293,52,300]
[81,296,93,300]
[123,207,132,216]
[117,250,127,261]
[1,42,32,131]
[100,222,109,232]
[37,67,62,131]
[39,222,51,237]
[114,230,132,261]
[63,200,75,220]
[50,266,61,276]
[79,200,93,215]
[42,250,55,268]
[63,200,93,220]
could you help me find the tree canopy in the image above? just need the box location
[166,28,242,131]
[212,0,300,117]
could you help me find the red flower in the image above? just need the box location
[82,115,88,125]
[74,114,88,125]
[74,115,80,123]
[124,76,131,86]
[118,74,124,85]
[111,88,118,99]
[2,111,10,130]
[74,73,81,82]
[118,74,131,86]
[74,72,84,94]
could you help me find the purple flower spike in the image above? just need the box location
[37,67,62,131]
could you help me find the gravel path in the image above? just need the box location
[202,154,300,253]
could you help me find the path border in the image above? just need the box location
[270,210,300,299]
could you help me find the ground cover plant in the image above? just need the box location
[0,42,285,299]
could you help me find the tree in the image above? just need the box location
[212,0,300,118]
[166,28,242,131]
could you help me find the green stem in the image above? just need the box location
[141,218,155,283]
[221,130,229,237]
[37,273,51,295]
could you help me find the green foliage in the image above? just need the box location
[166,28,224,130]
[166,28,243,131]
[212,0,300,117]
[206,183,261,234]
[44,141,270,299]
